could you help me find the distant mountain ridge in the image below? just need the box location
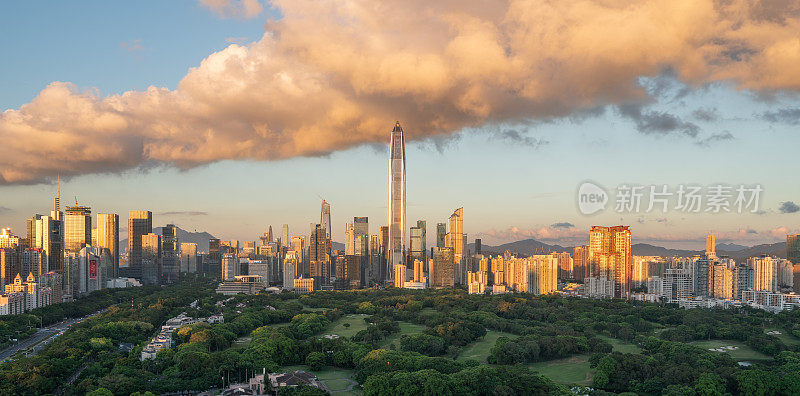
[121,226,216,254]
[468,238,786,261]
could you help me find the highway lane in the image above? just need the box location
[0,308,108,362]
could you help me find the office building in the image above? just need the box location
[127,210,153,279]
[284,250,298,289]
[95,213,119,277]
[141,233,161,285]
[161,224,179,283]
[706,233,716,258]
[310,224,330,281]
[281,224,289,249]
[180,243,197,273]
[436,223,446,248]
[388,122,406,278]
[410,222,426,267]
[64,205,91,252]
[320,200,332,241]
[380,226,389,281]
[445,208,464,284]
[221,253,238,280]
[207,238,221,275]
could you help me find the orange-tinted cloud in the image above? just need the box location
[198,0,263,19]
[2,0,800,184]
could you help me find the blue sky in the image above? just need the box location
[1,1,798,249]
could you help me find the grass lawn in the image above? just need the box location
[766,328,800,346]
[379,322,426,349]
[456,330,518,363]
[690,340,771,361]
[528,355,593,386]
[597,335,642,354]
[326,314,370,338]
[279,365,361,395]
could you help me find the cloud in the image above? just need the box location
[0,206,11,214]
[157,211,209,216]
[692,107,720,122]
[760,108,800,124]
[199,0,262,19]
[119,39,145,52]
[779,201,800,213]
[550,222,575,229]
[495,128,547,148]
[617,104,700,137]
[3,0,800,184]
[695,131,734,146]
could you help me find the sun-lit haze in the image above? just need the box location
[1,0,799,249]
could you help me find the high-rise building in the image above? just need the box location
[127,210,152,279]
[207,238,221,275]
[529,255,559,294]
[749,255,778,292]
[320,200,332,241]
[283,250,298,289]
[281,224,289,249]
[552,252,573,280]
[354,217,368,238]
[290,236,305,276]
[0,248,19,289]
[436,223,446,248]
[475,238,481,255]
[180,243,197,273]
[706,233,716,258]
[388,122,406,277]
[141,233,161,285]
[788,234,800,292]
[64,205,91,252]
[161,224,179,283]
[410,225,424,265]
[95,213,119,277]
[393,264,407,288]
[310,224,330,281]
[430,247,454,288]
[221,253,237,280]
[573,245,589,281]
[445,208,464,284]
[379,226,389,281]
[588,225,632,299]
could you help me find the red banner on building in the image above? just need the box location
[89,259,97,279]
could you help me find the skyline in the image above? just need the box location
[1,1,800,248]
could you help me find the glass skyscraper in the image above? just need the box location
[388,122,406,281]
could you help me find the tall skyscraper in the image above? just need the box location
[180,243,197,273]
[141,233,161,285]
[388,122,406,278]
[411,220,426,264]
[589,225,632,299]
[282,224,289,249]
[436,223,446,248]
[64,205,91,252]
[320,200,332,241]
[127,210,152,279]
[706,233,716,258]
[445,208,464,284]
[310,223,330,281]
[96,213,119,277]
[161,224,179,283]
[410,225,425,267]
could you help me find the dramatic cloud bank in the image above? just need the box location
[2,0,800,184]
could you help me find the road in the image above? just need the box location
[0,308,108,362]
